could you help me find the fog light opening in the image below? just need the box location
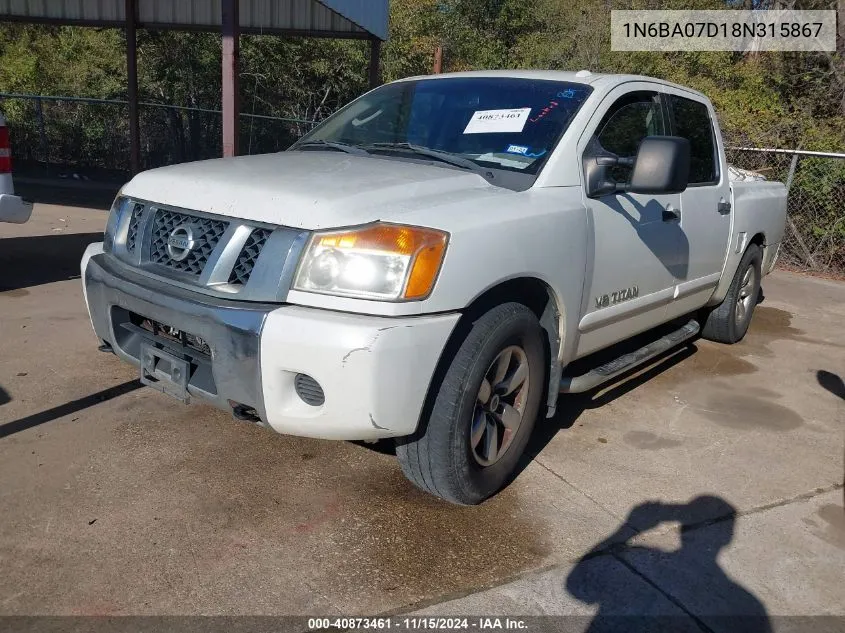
[294,373,325,407]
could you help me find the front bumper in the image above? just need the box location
[0,193,33,224]
[82,245,460,440]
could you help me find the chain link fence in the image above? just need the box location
[1,93,843,277]
[725,147,845,277]
[0,93,318,181]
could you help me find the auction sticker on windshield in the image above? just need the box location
[464,108,532,134]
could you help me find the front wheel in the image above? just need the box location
[701,243,762,344]
[395,302,546,505]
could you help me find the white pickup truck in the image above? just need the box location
[82,71,787,504]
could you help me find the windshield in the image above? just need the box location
[292,77,593,181]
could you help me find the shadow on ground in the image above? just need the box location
[567,496,772,632]
[816,371,845,496]
[518,287,772,478]
[0,380,142,438]
[0,232,102,292]
[358,323,705,475]
[15,181,118,210]
[817,370,845,401]
[354,340,698,463]
[520,340,698,473]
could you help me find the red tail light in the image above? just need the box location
[0,125,11,174]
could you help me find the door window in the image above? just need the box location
[594,92,665,184]
[670,95,718,184]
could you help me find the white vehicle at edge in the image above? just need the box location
[81,71,787,505]
[0,113,33,224]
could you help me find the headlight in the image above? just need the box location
[293,223,449,301]
[103,194,129,252]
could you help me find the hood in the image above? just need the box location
[121,152,496,230]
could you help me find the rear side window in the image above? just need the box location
[670,95,718,184]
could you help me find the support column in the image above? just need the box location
[125,0,140,174]
[368,38,382,90]
[433,46,443,74]
[222,0,240,157]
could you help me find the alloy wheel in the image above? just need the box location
[470,345,530,466]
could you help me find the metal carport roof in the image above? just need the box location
[0,0,388,39]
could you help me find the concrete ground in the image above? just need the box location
[1,202,842,624]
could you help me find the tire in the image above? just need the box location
[395,302,546,505]
[701,244,762,344]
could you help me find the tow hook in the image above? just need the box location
[230,402,262,424]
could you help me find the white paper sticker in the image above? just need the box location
[475,153,532,169]
[463,108,531,134]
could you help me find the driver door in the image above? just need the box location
[575,86,684,357]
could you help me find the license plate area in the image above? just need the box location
[140,341,191,403]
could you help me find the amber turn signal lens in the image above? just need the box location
[405,239,447,298]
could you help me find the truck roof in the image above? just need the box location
[394,69,708,100]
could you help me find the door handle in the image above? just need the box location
[718,198,732,214]
[662,204,680,222]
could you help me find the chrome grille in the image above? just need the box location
[229,228,272,285]
[126,203,144,254]
[149,209,229,276]
[112,197,307,302]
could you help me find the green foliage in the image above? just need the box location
[383,0,843,150]
[0,24,124,97]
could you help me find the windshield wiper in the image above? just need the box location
[293,140,370,156]
[365,142,483,172]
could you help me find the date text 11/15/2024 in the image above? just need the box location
[307,617,529,630]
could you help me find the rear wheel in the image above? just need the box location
[396,302,546,505]
[701,244,762,344]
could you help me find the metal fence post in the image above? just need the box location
[785,153,798,191]
[34,96,49,176]
[783,153,819,270]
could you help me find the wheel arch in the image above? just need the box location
[708,232,767,307]
[458,276,565,418]
[749,231,766,248]
[700,237,763,343]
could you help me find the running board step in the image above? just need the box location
[559,319,700,394]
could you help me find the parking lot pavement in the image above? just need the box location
[1,203,843,620]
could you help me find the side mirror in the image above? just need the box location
[628,136,690,195]
[583,135,690,198]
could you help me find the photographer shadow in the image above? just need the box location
[567,496,771,633]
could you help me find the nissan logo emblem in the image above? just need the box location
[166,225,196,262]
